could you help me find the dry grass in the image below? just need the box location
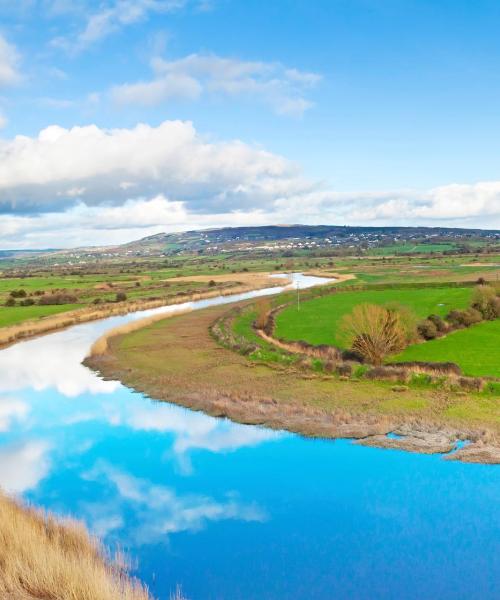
[0,492,153,600]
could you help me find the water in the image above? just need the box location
[0,273,498,599]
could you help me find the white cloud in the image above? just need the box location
[0,112,7,129]
[0,120,498,249]
[112,53,321,116]
[51,0,193,53]
[0,120,306,215]
[0,34,21,88]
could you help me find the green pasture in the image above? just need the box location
[275,287,473,347]
[392,320,500,378]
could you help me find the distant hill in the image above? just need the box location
[1,225,498,263]
[118,225,499,256]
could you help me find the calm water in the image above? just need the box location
[0,274,498,600]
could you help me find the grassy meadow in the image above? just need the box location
[275,287,473,347]
[393,319,500,377]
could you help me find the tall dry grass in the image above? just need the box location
[0,492,153,600]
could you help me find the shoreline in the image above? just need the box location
[85,303,500,465]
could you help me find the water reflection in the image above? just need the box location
[0,439,51,493]
[82,461,266,545]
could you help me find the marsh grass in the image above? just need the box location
[0,492,153,600]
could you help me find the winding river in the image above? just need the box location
[0,274,498,599]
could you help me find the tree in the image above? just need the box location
[340,304,409,366]
[255,298,271,330]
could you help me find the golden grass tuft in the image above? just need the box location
[0,491,153,600]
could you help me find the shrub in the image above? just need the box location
[208,280,217,287]
[446,308,483,328]
[115,292,127,302]
[20,298,35,306]
[417,319,438,340]
[4,297,16,307]
[9,289,27,298]
[38,293,78,305]
[427,313,447,333]
[471,285,498,319]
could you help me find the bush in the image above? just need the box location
[4,297,16,307]
[417,319,438,340]
[20,298,35,306]
[471,285,498,319]
[9,289,27,298]
[208,280,217,287]
[427,313,447,333]
[38,293,78,305]
[115,292,127,302]
[446,308,483,328]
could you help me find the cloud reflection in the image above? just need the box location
[0,396,29,431]
[83,462,266,545]
[0,440,51,493]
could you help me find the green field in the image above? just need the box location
[275,287,473,347]
[368,243,458,255]
[0,303,84,328]
[392,320,500,377]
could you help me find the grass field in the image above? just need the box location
[275,287,473,347]
[392,320,500,377]
[0,303,84,327]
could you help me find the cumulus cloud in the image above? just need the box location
[0,34,21,88]
[0,120,307,215]
[0,120,498,249]
[111,53,321,116]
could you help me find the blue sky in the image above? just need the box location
[0,0,499,248]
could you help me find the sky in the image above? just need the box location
[0,0,500,249]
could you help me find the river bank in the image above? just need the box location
[85,303,500,465]
[0,272,287,350]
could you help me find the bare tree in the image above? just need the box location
[340,303,409,365]
[255,297,271,330]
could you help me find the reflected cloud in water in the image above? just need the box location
[0,396,29,432]
[82,461,267,545]
[0,439,51,493]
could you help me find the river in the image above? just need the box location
[0,273,498,599]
